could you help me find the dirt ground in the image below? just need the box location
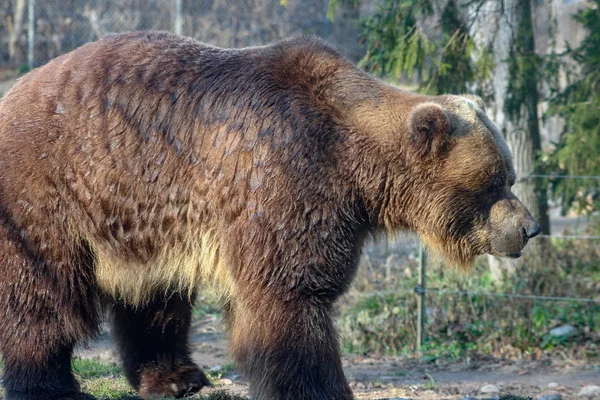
[75,311,599,400]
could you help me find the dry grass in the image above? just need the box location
[338,235,600,360]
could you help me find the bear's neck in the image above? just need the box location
[317,73,433,233]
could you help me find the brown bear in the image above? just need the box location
[0,32,540,400]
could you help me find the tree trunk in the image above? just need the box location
[488,0,550,281]
[8,0,26,67]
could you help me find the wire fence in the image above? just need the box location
[539,234,600,239]
[349,174,600,350]
[356,287,600,304]
[352,234,600,350]
[522,174,600,180]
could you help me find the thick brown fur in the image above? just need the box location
[0,32,540,400]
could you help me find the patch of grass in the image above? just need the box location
[207,362,237,380]
[74,359,247,399]
[499,395,532,400]
[72,358,121,380]
[82,377,249,400]
[75,360,131,399]
[81,376,136,399]
[193,295,223,320]
[423,373,436,390]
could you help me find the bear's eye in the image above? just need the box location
[488,174,504,191]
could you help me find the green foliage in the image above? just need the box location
[340,291,417,355]
[429,0,476,94]
[358,0,434,81]
[206,362,238,386]
[339,238,600,359]
[327,0,360,21]
[329,0,494,96]
[423,373,437,390]
[545,0,600,214]
[17,64,30,75]
[504,0,542,125]
[193,296,223,320]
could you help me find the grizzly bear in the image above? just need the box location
[0,32,540,400]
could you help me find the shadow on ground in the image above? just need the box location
[81,391,248,400]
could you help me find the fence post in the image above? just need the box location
[416,241,427,352]
[174,0,182,35]
[27,0,35,69]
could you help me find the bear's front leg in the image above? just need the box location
[228,295,353,400]
[110,292,211,398]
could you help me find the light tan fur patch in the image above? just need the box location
[92,230,234,306]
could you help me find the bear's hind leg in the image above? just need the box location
[110,292,210,398]
[0,227,100,400]
[2,344,96,400]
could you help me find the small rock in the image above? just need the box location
[209,365,222,372]
[549,325,578,338]
[547,383,559,390]
[537,394,562,400]
[480,384,500,394]
[578,385,600,397]
[220,378,233,385]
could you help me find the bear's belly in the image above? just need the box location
[92,230,233,305]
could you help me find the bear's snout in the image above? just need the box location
[487,195,541,258]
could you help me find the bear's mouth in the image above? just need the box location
[487,248,522,259]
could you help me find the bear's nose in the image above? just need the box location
[523,219,542,239]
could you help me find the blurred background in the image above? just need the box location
[0,0,599,397]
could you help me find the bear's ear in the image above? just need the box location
[407,102,451,157]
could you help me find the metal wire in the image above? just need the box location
[424,288,600,304]
[539,234,600,239]
[351,289,415,298]
[521,174,600,180]
[355,288,600,304]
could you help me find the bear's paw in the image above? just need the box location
[138,364,211,398]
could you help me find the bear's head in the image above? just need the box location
[352,92,541,268]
